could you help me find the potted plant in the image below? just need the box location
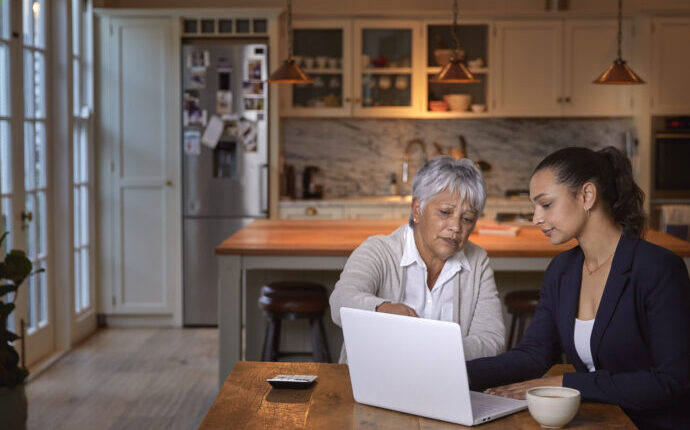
[0,232,43,430]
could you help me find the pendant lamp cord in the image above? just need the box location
[287,0,294,59]
[452,0,461,52]
[616,0,622,61]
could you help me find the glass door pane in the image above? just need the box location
[292,28,344,109]
[360,28,412,108]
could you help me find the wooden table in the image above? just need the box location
[215,219,690,385]
[199,361,635,429]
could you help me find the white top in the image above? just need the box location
[400,225,469,321]
[574,318,596,372]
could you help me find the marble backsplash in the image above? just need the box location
[282,118,635,197]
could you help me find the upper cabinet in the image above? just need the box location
[281,19,423,117]
[425,21,491,117]
[353,20,423,116]
[492,19,632,117]
[651,18,690,114]
[280,16,647,119]
[492,20,562,116]
[283,19,352,117]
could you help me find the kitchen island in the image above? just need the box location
[215,219,690,385]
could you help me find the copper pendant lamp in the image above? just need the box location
[268,0,313,84]
[593,0,645,85]
[431,0,479,84]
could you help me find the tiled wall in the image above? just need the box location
[282,118,635,197]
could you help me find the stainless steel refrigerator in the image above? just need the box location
[182,40,268,326]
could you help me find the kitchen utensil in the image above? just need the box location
[395,75,409,90]
[329,76,341,88]
[444,94,471,111]
[313,76,325,88]
[328,57,340,69]
[302,166,323,199]
[471,104,486,113]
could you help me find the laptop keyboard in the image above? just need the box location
[470,391,527,420]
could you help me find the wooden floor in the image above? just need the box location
[26,328,218,430]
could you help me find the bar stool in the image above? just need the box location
[504,290,540,349]
[258,281,332,363]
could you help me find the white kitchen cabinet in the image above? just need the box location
[651,18,690,114]
[281,19,353,117]
[282,19,423,117]
[281,205,343,219]
[352,20,423,116]
[493,19,632,117]
[493,20,562,116]
[563,20,633,116]
[424,21,492,117]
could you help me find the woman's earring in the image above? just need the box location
[585,207,590,217]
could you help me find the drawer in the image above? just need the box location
[280,205,343,219]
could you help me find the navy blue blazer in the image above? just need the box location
[467,233,690,429]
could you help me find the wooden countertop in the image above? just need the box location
[215,219,690,258]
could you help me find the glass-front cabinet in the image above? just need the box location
[284,20,352,117]
[353,20,422,116]
[425,21,490,117]
[282,19,422,117]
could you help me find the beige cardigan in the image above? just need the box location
[329,224,505,363]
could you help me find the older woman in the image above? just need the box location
[329,156,505,363]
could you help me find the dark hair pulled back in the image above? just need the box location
[532,146,646,236]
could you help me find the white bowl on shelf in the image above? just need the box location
[470,104,486,113]
[443,94,472,112]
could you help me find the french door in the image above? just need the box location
[0,0,53,366]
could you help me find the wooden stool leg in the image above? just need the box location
[318,317,332,363]
[261,319,273,361]
[270,317,282,361]
[507,313,517,349]
[515,314,526,347]
[310,317,326,362]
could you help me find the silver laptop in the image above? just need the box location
[340,307,527,426]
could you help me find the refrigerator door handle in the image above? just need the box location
[260,163,268,214]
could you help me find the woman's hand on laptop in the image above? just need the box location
[484,375,563,400]
[375,302,419,317]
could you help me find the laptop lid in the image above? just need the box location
[340,307,474,426]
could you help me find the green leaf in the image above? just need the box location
[0,301,15,315]
[4,251,32,285]
[1,330,19,342]
[0,283,18,297]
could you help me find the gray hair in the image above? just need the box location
[409,156,487,227]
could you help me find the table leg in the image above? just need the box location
[218,255,242,387]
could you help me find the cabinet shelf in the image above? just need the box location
[361,67,413,74]
[302,68,343,75]
[426,66,488,74]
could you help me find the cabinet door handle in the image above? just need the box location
[564,96,571,103]
[165,180,173,187]
[556,97,564,103]
[345,97,352,103]
[21,210,33,222]
[305,207,317,216]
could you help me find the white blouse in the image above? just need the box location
[574,318,596,372]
